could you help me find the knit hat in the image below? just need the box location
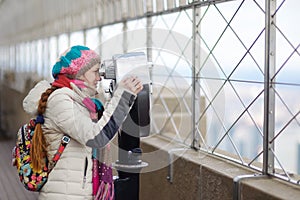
[52,45,100,79]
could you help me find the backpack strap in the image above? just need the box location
[48,134,70,171]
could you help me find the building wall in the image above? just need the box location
[0,72,38,138]
[140,136,300,200]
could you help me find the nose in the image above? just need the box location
[96,75,101,81]
[96,71,102,81]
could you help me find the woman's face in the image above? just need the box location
[80,64,101,88]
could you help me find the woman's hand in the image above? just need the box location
[120,76,143,95]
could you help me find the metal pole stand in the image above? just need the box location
[113,84,150,200]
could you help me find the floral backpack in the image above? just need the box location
[12,118,70,191]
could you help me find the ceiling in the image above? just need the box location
[0,0,95,45]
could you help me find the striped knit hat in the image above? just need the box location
[52,45,100,79]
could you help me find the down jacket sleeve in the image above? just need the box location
[46,85,136,148]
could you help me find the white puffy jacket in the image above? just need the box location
[23,80,136,200]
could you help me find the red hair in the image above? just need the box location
[30,86,57,171]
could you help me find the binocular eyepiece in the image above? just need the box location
[100,59,116,80]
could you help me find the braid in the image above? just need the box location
[31,86,57,171]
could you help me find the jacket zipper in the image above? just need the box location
[82,157,88,189]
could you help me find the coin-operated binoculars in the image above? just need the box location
[100,52,150,200]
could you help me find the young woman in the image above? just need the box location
[22,45,143,199]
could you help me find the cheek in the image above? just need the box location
[85,74,98,85]
[85,73,94,82]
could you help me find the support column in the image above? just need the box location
[263,0,276,175]
[192,5,202,149]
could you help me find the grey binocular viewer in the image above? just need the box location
[100,51,151,138]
